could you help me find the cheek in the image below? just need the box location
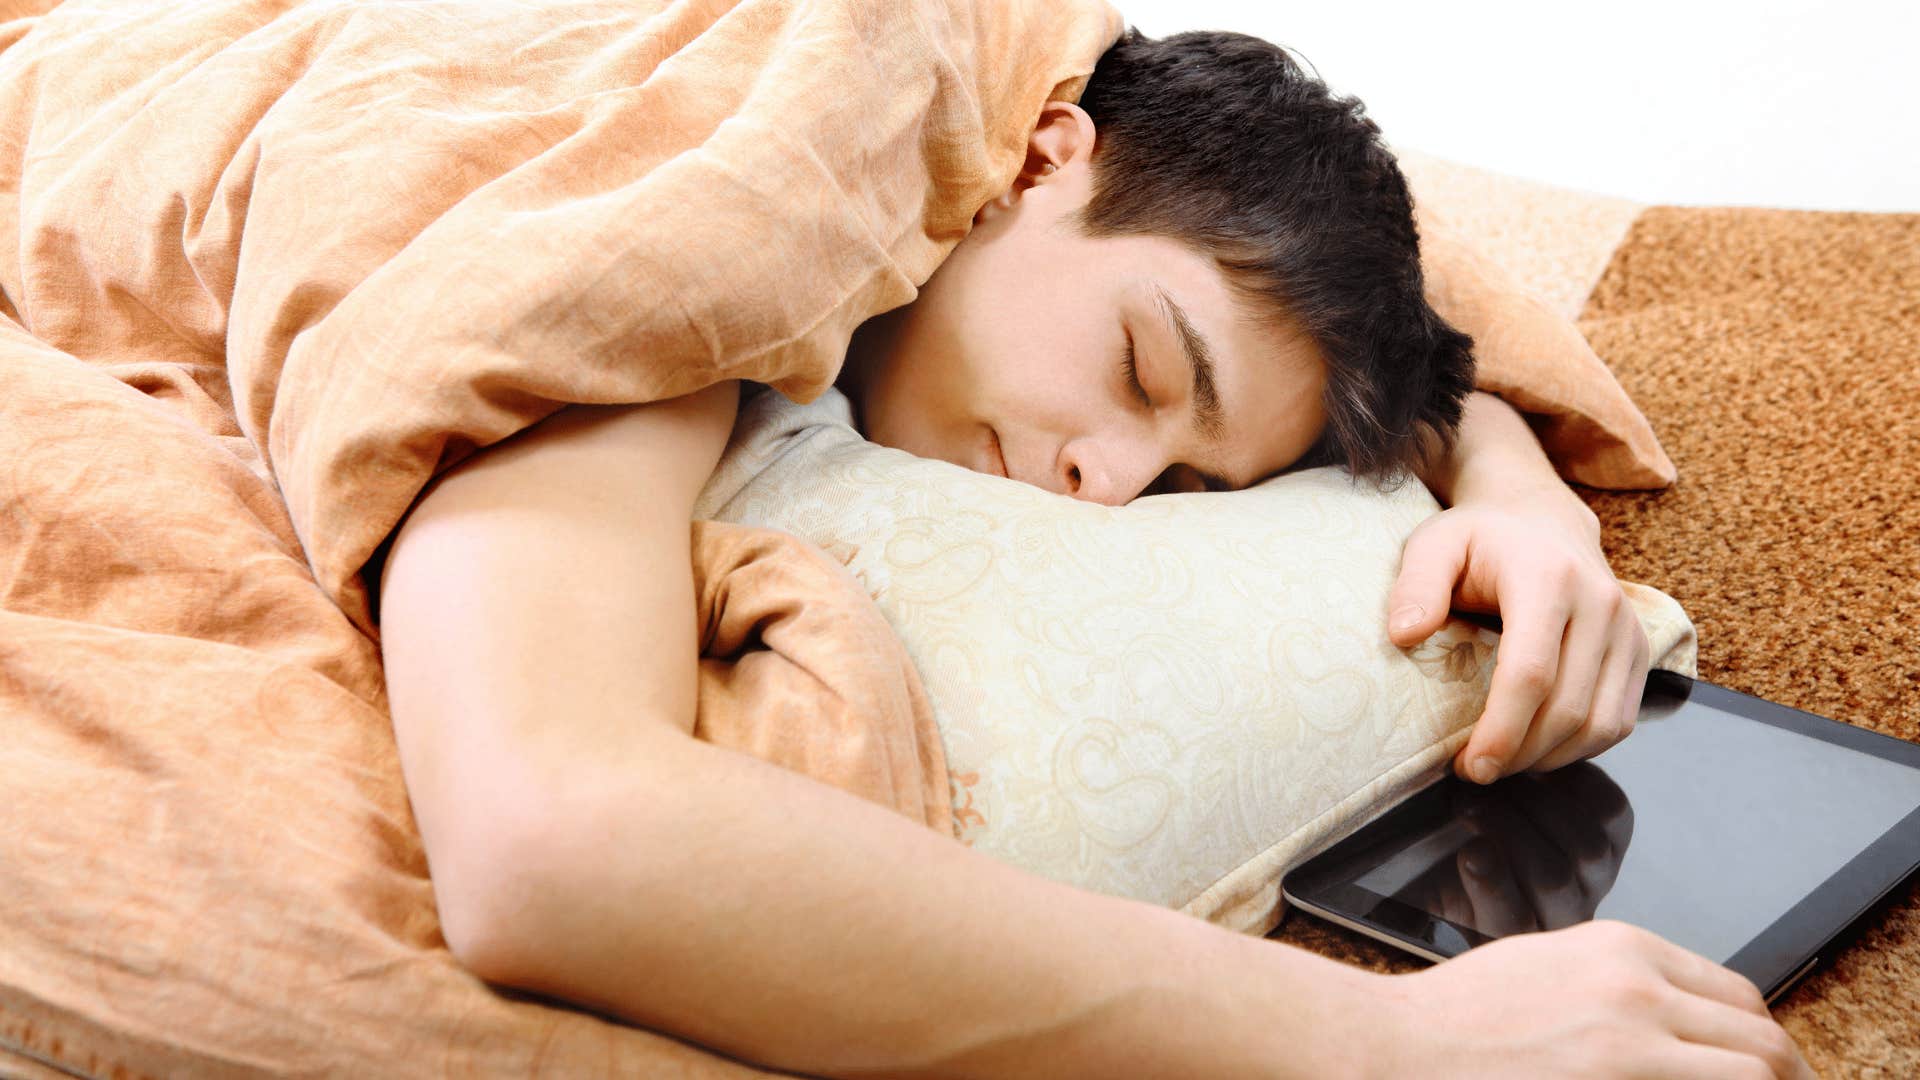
[897,243,1107,428]
[854,324,979,452]
[973,305,1104,406]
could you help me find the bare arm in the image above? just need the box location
[376,380,1379,1078]
[1415,391,1597,523]
[377,380,1806,1078]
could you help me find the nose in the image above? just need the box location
[1057,438,1159,506]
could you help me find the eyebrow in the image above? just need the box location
[1151,284,1227,444]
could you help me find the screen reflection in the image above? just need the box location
[1360,763,1634,936]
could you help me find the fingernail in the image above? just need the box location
[1390,604,1425,632]
[1469,757,1499,785]
[1462,848,1491,875]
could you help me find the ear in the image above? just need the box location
[973,100,1098,226]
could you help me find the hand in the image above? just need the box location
[1371,920,1815,1079]
[1387,487,1651,785]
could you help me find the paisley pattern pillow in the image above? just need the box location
[695,388,1696,934]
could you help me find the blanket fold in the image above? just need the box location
[0,0,1121,636]
[0,0,1700,1074]
[693,520,954,832]
[0,0,1115,1074]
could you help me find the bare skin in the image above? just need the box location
[837,101,1655,791]
[379,384,1810,1078]
[377,100,1813,1079]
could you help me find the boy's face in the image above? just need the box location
[837,102,1328,505]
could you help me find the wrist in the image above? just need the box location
[1421,392,1563,511]
[927,900,1396,1080]
[1355,966,1437,1080]
[1470,474,1600,546]
[1224,934,1400,1079]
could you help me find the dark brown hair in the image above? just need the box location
[1072,28,1475,481]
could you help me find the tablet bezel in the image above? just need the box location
[1278,671,1920,1001]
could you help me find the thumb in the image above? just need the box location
[1386,516,1467,647]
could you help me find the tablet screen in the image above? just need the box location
[1343,675,1920,963]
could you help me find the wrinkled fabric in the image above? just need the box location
[693,521,953,832]
[1415,202,1678,489]
[0,0,1119,633]
[0,0,1118,1074]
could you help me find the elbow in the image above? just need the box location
[402,735,697,993]
[401,727,696,991]
[434,861,526,987]
[423,793,574,989]
[433,851,536,987]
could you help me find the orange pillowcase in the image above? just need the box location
[1416,202,1677,490]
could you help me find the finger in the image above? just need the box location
[1459,588,1572,784]
[1385,516,1468,647]
[1532,614,1649,774]
[1663,993,1813,1079]
[1508,588,1617,775]
[1648,938,1773,1018]
[1590,610,1651,743]
[1649,1041,1814,1080]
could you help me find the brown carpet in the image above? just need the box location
[1271,206,1920,1077]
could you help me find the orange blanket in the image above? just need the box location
[0,0,1117,1074]
[0,0,1683,1073]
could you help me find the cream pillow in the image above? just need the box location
[694,388,1696,934]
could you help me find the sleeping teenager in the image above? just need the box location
[378,26,1813,1080]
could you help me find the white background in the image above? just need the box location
[1112,0,1920,212]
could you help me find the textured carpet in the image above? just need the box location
[1271,206,1920,1078]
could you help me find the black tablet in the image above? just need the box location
[1280,670,1920,1003]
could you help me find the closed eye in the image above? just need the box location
[1118,327,1233,497]
[1120,332,1149,407]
